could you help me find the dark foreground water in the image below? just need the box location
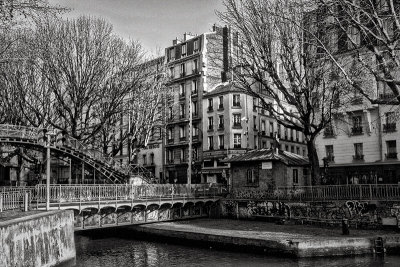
[72,231,400,267]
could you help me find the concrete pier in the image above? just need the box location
[0,210,76,267]
[126,218,400,257]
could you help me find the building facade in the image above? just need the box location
[202,83,308,184]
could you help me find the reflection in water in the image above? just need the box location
[73,232,399,267]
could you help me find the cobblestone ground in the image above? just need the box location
[141,218,400,242]
[0,210,43,222]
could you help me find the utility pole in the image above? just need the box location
[187,91,192,184]
[46,133,51,211]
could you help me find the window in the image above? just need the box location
[384,112,396,132]
[180,83,185,97]
[253,97,257,111]
[325,145,334,161]
[179,125,186,139]
[193,146,198,160]
[194,39,199,51]
[291,146,294,153]
[233,114,241,127]
[192,80,198,94]
[167,150,173,163]
[293,169,299,184]
[261,120,266,132]
[234,134,241,148]
[284,127,288,140]
[180,148,185,161]
[277,124,281,138]
[208,136,214,150]
[352,116,363,134]
[354,143,364,160]
[296,130,299,142]
[150,154,154,165]
[262,141,267,148]
[181,43,187,56]
[387,140,397,159]
[180,63,185,77]
[233,94,241,107]
[192,101,198,116]
[193,59,198,73]
[180,104,185,118]
[169,48,175,61]
[143,154,147,165]
[167,128,173,140]
[208,98,213,111]
[219,96,224,109]
[269,122,274,137]
[253,116,257,129]
[285,145,289,151]
[246,169,258,185]
[219,115,224,128]
[192,124,199,137]
[168,106,173,120]
[254,135,258,149]
[296,147,300,155]
[208,116,214,130]
[169,67,174,78]
[219,135,224,149]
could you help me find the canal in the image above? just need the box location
[72,228,400,267]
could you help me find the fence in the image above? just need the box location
[0,189,31,212]
[232,184,400,201]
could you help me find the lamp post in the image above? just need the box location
[127,133,132,165]
[46,141,50,211]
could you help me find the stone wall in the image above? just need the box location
[0,210,76,267]
[221,199,400,227]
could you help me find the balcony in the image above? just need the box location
[218,124,224,130]
[386,153,398,159]
[192,68,199,74]
[233,123,242,129]
[219,145,225,150]
[353,154,364,161]
[207,106,213,112]
[208,125,214,131]
[167,139,174,144]
[234,144,241,148]
[383,123,396,133]
[179,136,186,141]
[233,104,241,108]
[351,96,363,105]
[351,126,363,135]
[191,90,198,96]
[326,155,335,162]
[324,128,335,138]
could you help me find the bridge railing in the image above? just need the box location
[32,184,227,203]
[0,189,31,212]
[233,184,400,201]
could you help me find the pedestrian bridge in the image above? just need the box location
[0,184,226,230]
[0,124,154,184]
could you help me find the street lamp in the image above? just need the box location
[127,132,133,165]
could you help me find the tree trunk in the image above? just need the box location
[306,138,320,186]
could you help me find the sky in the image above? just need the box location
[49,0,225,55]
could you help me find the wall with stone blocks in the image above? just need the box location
[0,210,76,267]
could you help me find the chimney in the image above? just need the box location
[183,32,195,41]
[172,37,181,45]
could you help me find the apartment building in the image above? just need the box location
[202,82,307,184]
[164,26,231,184]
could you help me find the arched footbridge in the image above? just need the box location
[0,124,152,184]
[0,184,227,230]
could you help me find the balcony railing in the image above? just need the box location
[351,126,363,135]
[207,107,213,112]
[218,124,224,130]
[233,123,242,128]
[218,104,224,110]
[386,152,398,159]
[233,144,241,148]
[383,123,396,133]
[353,154,364,160]
[208,125,213,131]
[232,184,400,201]
[219,145,225,150]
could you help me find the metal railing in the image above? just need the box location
[0,189,31,212]
[232,184,400,201]
[32,184,227,203]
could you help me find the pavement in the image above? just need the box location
[138,218,400,242]
[0,210,43,222]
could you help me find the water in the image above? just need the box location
[73,230,400,267]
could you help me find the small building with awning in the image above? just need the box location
[223,148,310,189]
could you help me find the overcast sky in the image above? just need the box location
[49,0,225,55]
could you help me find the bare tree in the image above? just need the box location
[8,16,146,144]
[315,0,400,105]
[217,0,348,184]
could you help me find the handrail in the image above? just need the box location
[232,184,400,201]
